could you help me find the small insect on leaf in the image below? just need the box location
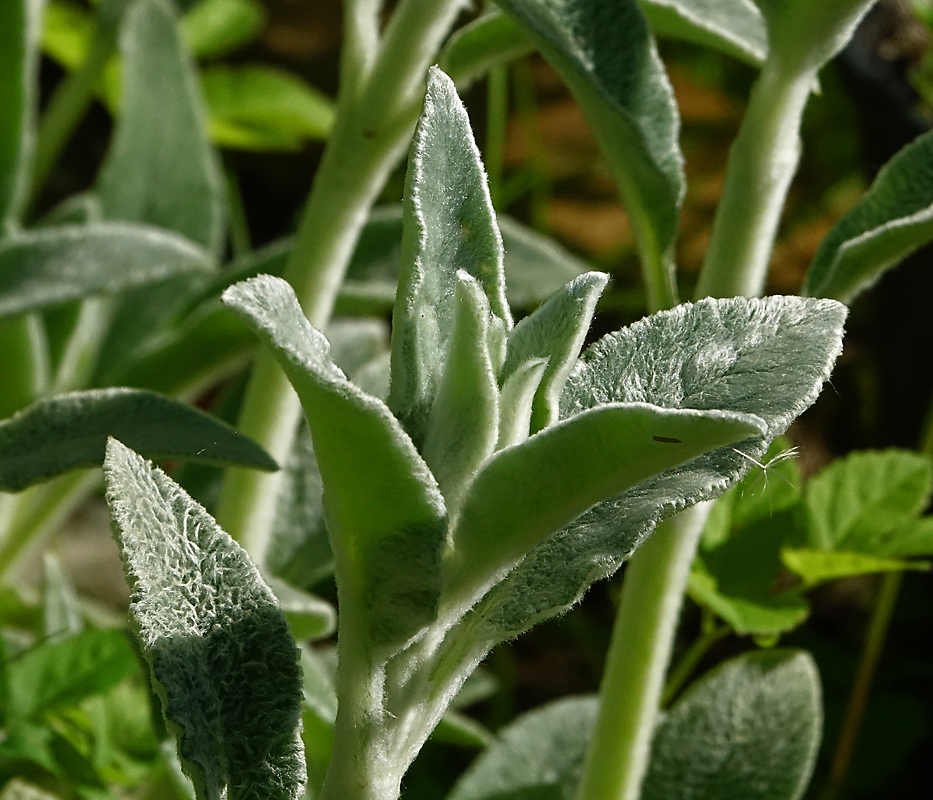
[652,436,682,444]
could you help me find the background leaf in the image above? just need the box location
[104,439,306,800]
[438,10,534,90]
[181,0,265,59]
[0,387,276,491]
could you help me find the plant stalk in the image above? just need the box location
[695,57,814,300]
[575,502,711,800]
[215,0,469,561]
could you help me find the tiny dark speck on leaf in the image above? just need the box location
[652,436,682,444]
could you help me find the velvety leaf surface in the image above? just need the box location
[500,271,608,432]
[641,650,822,800]
[803,129,933,303]
[0,387,276,491]
[222,275,447,650]
[389,67,511,442]
[0,0,42,227]
[7,628,137,720]
[104,439,306,800]
[640,0,767,65]
[469,296,845,642]
[438,10,533,90]
[449,651,821,800]
[97,0,224,254]
[495,0,684,307]
[0,223,211,318]
[202,65,334,151]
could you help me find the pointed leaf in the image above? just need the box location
[97,0,224,253]
[7,628,137,720]
[501,272,608,432]
[389,67,511,440]
[0,0,43,227]
[222,275,447,650]
[803,129,933,303]
[181,0,265,59]
[640,0,767,66]
[469,296,845,643]
[495,0,684,308]
[438,10,533,90]
[804,450,933,552]
[0,387,276,491]
[446,403,766,610]
[641,650,822,800]
[781,548,921,587]
[422,272,500,511]
[0,223,211,318]
[497,358,548,448]
[104,439,306,800]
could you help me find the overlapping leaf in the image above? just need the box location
[104,439,305,800]
[438,10,533,90]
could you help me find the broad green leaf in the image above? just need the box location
[641,650,822,800]
[446,402,766,610]
[450,650,821,800]
[97,0,224,254]
[871,516,933,559]
[0,0,43,228]
[181,0,265,59]
[264,577,336,641]
[781,548,921,587]
[104,439,306,800]
[222,275,448,650]
[639,0,767,66]
[803,129,933,303]
[0,387,276,491]
[755,0,876,74]
[202,65,335,151]
[469,296,846,643]
[501,272,608,433]
[422,273,500,511]
[438,10,534,90]
[495,0,684,309]
[0,223,211,319]
[389,67,511,442]
[7,628,137,720]
[42,553,84,640]
[804,450,933,552]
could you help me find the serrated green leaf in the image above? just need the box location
[640,0,767,65]
[97,0,224,254]
[437,10,534,90]
[42,553,84,640]
[104,439,306,800]
[222,275,447,650]
[389,67,511,442]
[804,449,933,552]
[641,650,822,800]
[0,223,211,319]
[469,296,845,643]
[0,387,276,491]
[202,65,334,151]
[181,0,265,59]
[7,628,137,720]
[450,650,821,800]
[422,272,500,511]
[446,402,766,611]
[803,129,933,303]
[495,0,684,309]
[501,272,608,433]
[781,548,923,587]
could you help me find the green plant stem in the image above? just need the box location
[224,165,252,258]
[215,0,469,561]
[30,0,125,204]
[695,57,814,299]
[51,297,113,394]
[575,502,711,800]
[820,571,902,800]
[660,614,728,707]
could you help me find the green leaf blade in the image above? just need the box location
[181,0,266,59]
[0,223,212,319]
[0,387,276,491]
[803,129,933,303]
[104,438,306,800]
[97,0,224,254]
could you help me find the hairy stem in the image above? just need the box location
[695,57,814,300]
[575,502,711,800]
